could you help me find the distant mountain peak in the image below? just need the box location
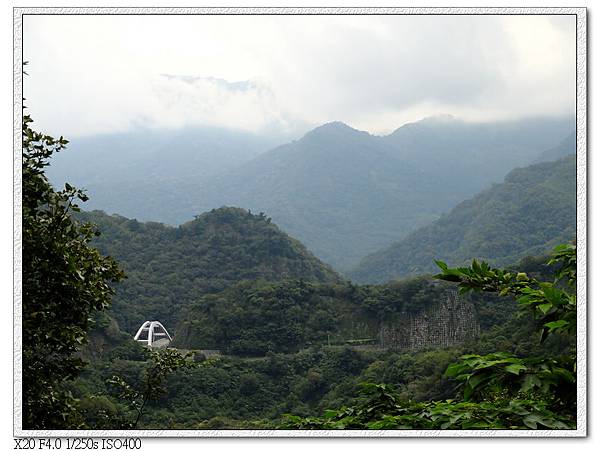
[385,115,457,137]
[301,121,370,141]
[393,114,460,132]
[318,121,355,130]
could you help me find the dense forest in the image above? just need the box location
[77,207,340,332]
[173,277,472,355]
[23,106,578,431]
[21,8,585,434]
[66,249,573,429]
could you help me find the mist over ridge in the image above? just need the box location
[47,113,574,271]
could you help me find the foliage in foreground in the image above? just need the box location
[68,250,569,429]
[104,348,197,429]
[284,243,576,429]
[22,112,124,429]
[284,382,572,430]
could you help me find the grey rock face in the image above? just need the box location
[379,290,479,351]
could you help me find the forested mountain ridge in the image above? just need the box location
[72,248,571,429]
[172,116,574,270]
[49,116,574,271]
[172,276,479,355]
[78,207,342,332]
[178,121,442,270]
[46,127,283,223]
[348,154,576,284]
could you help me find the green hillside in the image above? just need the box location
[79,207,341,333]
[349,155,576,284]
[51,117,574,271]
[175,118,573,270]
[172,277,459,355]
[71,249,569,428]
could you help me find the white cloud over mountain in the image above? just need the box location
[23,14,575,137]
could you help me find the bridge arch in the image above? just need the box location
[133,321,173,348]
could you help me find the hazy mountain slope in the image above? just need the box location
[80,207,341,332]
[378,116,575,207]
[533,132,576,163]
[348,155,576,284]
[50,116,574,271]
[177,122,450,269]
[173,117,574,270]
[47,127,283,222]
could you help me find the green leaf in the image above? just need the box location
[544,320,569,330]
[504,363,527,375]
[445,362,467,377]
[520,375,541,393]
[523,414,543,429]
[434,260,448,271]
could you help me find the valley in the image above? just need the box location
[48,115,574,270]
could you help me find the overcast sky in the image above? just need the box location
[23,14,575,137]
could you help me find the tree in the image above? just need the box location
[283,243,576,429]
[434,243,576,420]
[22,112,124,428]
[107,348,197,428]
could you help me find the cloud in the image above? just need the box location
[142,74,295,132]
[22,14,575,137]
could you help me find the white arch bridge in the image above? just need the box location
[133,321,173,348]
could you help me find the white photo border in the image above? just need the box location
[13,6,588,438]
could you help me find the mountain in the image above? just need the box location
[377,116,574,206]
[175,121,442,270]
[46,126,285,222]
[348,154,576,284]
[533,132,576,163]
[50,116,574,271]
[173,248,561,356]
[172,116,574,269]
[79,207,341,332]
